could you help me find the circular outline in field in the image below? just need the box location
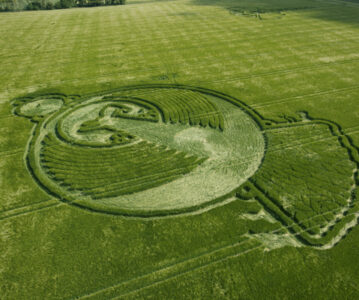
[24,85,266,217]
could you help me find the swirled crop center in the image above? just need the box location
[32,87,265,216]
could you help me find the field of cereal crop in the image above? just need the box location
[1,0,359,298]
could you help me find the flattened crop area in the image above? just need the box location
[1,0,359,299]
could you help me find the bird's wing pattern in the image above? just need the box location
[41,133,206,199]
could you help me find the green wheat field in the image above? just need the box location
[1,0,359,298]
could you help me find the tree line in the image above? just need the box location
[0,0,125,12]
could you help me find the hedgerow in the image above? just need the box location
[21,0,125,11]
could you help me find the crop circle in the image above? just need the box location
[26,85,265,216]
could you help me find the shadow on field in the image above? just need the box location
[190,0,319,10]
[303,3,359,26]
[189,0,359,25]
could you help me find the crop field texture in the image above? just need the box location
[1,0,359,299]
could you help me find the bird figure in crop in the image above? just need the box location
[12,85,359,247]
